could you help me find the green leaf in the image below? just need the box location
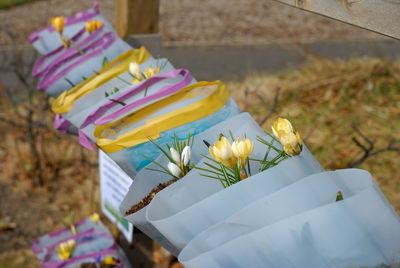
[260,151,287,171]
[145,167,171,176]
[228,130,235,142]
[256,135,283,154]
[148,137,175,164]
[232,164,241,183]
[194,165,225,177]
[203,162,225,173]
[336,191,344,202]
[102,56,109,67]
[220,163,232,186]
[247,158,252,176]
[159,58,168,71]
[64,77,75,87]
[109,99,126,106]
[199,173,227,188]
[117,76,131,85]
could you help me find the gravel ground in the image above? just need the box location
[0,0,382,46]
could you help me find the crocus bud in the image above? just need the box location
[170,147,180,164]
[168,162,181,178]
[129,62,142,83]
[103,256,119,265]
[271,117,302,156]
[89,213,100,223]
[336,191,344,202]
[51,16,65,34]
[181,146,192,166]
[271,117,293,138]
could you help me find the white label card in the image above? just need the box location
[99,150,134,243]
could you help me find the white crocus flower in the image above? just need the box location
[170,147,181,164]
[167,162,181,178]
[129,62,143,82]
[181,146,192,166]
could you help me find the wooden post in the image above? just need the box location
[115,0,160,39]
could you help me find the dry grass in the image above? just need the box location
[228,57,400,211]
[0,92,100,267]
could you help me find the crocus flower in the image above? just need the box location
[85,20,92,33]
[129,62,143,83]
[232,138,254,168]
[90,213,100,223]
[209,136,237,168]
[145,66,160,78]
[272,117,302,156]
[51,16,65,34]
[170,147,180,164]
[56,239,75,260]
[70,224,77,235]
[103,255,120,265]
[168,162,181,177]
[86,20,103,34]
[181,146,192,166]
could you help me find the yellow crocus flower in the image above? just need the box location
[70,224,77,235]
[85,20,103,34]
[131,65,160,84]
[271,117,303,156]
[89,213,100,223]
[271,118,293,138]
[85,21,93,33]
[209,136,237,168]
[51,16,65,34]
[103,255,120,265]
[232,138,254,168]
[144,66,160,78]
[56,239,75,260]
[94,20,103,29]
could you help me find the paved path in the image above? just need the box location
[1,38,400,95]
[163,39,400,80]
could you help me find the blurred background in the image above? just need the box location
[0,0,399,267]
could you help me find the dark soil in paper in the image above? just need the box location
[125,179,178,215]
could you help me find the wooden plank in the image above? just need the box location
[115,0,160,38]
[274,0,400,40]
[117,230,154,267]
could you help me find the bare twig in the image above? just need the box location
[26,108,44,186]
[258,86,281,126]
[348,124,400,167]
[242,87,250,111]
[0,114,48,129]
